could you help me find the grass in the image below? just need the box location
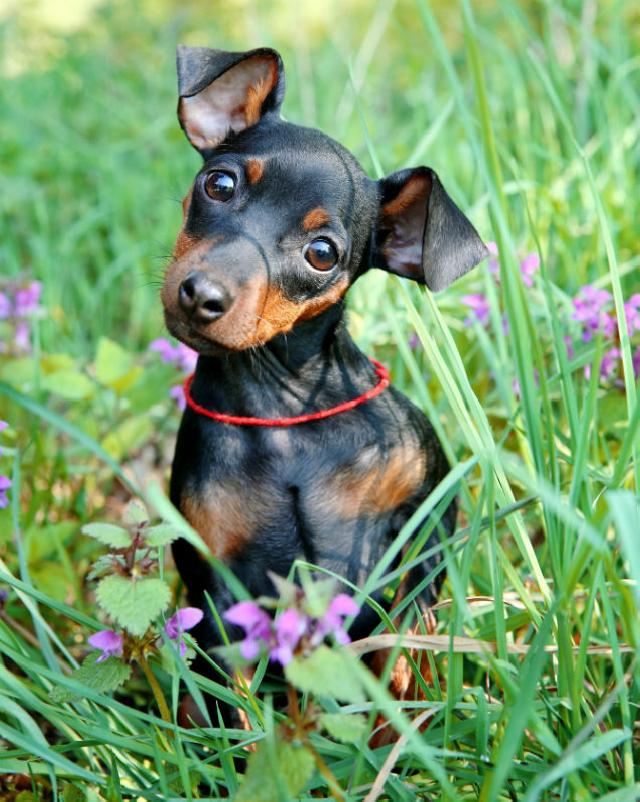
[0,0,639,799]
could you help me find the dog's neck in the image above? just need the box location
[190,303,377,420]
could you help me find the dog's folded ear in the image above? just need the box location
[176,45,285,154]
[374,167,487,291]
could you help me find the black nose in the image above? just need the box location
[178,272,231,323]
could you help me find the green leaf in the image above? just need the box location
[41,369,95,400]
[266,571,299,607]
[50,656,131,704]
[524,728,631,802]
[285,646,365,703]
[81,522,132,549]
[94,337,140,391]
[235,740,315,802]
[100,415,152,460]
[0,357,40,386]
[25,520,76,562]
[62,785,87,802]
[145,523,179,547]
[40,353,76,373]
[300,576,338,618]
[320,712,367,743]
[87,554,117,581]
[96,576,170,635]
[125,362,177,413]
[29,564,74,603]
[123,501,148,526]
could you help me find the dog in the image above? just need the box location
[161,45,486,707]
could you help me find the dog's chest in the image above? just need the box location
[175,418,427,563]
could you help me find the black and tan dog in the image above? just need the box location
[162,46,486,692]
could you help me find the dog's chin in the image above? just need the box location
[163,313,234,357]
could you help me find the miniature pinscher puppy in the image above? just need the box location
[162,46,486,681]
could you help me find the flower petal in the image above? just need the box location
[173,607,204,632]
[88,629,123,652]
[274,608,307,644]
[270,644,294,666]
[225,601,270,632]
[239,637,262,661]
[328,594,359,618]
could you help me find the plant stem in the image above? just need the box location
[286,685,345,802]
[138,654,172,724]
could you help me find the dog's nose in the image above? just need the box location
[179,272,231,323]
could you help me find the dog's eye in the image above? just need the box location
[204,171,235,201]
[303,238,338,271]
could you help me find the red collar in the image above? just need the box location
[183,358,390,427]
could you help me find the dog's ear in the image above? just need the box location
[374,167,487,291]
[176,45,285,153]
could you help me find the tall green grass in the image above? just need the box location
[0,1,638,800]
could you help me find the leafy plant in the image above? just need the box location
[50,504,202,721]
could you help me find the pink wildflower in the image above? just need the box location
[88,630,123,663]
[170,384,186,411]
[14,282,43,317]
[165,607,204,657]
[462,293,490,327]
[0,476,11,509]
[271,608,308,665]
[225,601,273,661]
[519,252,540,286]
[572,285,615,342]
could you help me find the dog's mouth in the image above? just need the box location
[163,310,244,356]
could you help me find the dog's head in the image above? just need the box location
[161,45,487,354]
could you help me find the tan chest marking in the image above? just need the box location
[326,442,426,518]
[181,482,275,560]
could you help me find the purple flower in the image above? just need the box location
[170,384,186,411]
[271,608,308,665]
[312,593,359,646]
[408,332,419,350]
[600,347,620,380]
[572,285,615,342]
[88,629,123,663]
[14,282,42,318]
[149,338,176,363]
[175,343,198,373]
[633,346,640,379]
[0,293,10,320]
[15,321,31,352]
[165,607,204,657]
[624,294,640,336]
[462,293,490,327]
[519,252,540,286]
[150,338,197,373]
[586,347,621,381]
[0,476,11,509]
[225,601,273,661]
